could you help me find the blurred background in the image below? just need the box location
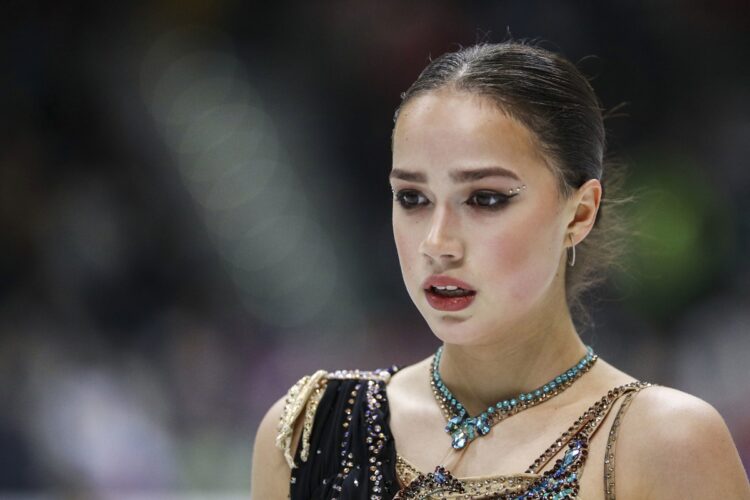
[1,0,748,497]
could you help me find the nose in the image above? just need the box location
[419,204,464,264]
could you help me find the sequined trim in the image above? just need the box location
[396,455,538,499]
[275,369,328,468]
[395,464,466,499]
[365,378,390,499]
[327,382,361,498]
[329,367,396,383]
[604,387,639,499]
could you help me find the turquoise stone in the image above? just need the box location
[451,429,467,449]
[477,416,491,435]
[445,415,462,433]
[552,489,574,500]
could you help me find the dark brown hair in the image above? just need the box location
[393,40,630,329]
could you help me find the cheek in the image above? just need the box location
[392,219,418,276]
[483,214,560,302]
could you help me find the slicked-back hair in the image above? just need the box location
[393,41,631,330]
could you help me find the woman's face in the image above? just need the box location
[391,89,574,346]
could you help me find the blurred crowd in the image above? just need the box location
[1,1,748,496]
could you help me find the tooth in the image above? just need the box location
[445,285,458,291]
[433,285,446,290]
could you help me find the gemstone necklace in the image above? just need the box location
[430,345,598,449]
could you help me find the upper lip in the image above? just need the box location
[422,275,477,292]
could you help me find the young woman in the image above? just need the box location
[251,41,750,499]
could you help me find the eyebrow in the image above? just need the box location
[389,166,520,183]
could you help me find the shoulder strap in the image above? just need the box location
[526,381,652,474]
[604,383,648,499]
[275,370,329,468]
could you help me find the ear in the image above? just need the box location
[565,178,602,246]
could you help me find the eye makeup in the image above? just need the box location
[391,184,527,211]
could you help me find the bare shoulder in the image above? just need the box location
[388,356,432,393]
[616,385,750,499]
[250,395,293,500]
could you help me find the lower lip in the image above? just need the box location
[424,289,476,311]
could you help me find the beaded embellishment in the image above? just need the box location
[394,465,465,499]
[397,438,589,499]
[395,381,652,500]
[431,346,598,449]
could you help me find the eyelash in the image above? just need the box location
[393,189,514,211]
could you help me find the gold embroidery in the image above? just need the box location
[275,370,328,468]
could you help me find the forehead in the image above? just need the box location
[392,90,549,181]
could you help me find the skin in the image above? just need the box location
[250,89,750,499]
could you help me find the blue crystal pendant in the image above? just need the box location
[445,414,492,449]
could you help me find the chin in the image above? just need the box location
[423,313,489,346]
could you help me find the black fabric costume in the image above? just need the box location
[290,367,400,499]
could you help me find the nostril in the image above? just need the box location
[420,239,462,257]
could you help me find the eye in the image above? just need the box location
[466,190,512,210]
[393,189,429,210]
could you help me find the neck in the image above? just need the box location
[437,300,588,417]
